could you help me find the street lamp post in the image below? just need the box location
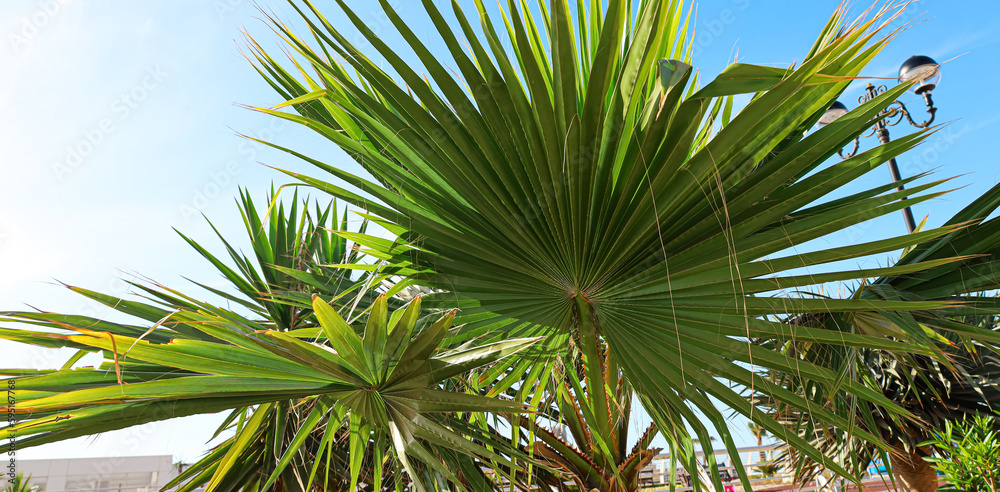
[819,55,941,234]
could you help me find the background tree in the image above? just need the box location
[923,413,1000,492]
[748,422,769,464]
[756,187,1000,492]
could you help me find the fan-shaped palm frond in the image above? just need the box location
[240,1,1000,488]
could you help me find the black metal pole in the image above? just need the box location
[882,154,918,234]
[868,84,917,234]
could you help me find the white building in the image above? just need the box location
[16,455,180,492]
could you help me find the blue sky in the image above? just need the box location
[2,0,1000,465]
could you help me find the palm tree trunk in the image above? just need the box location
[889,443,938,492]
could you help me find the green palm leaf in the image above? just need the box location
[1,194,534,491]
[2,473,40,492]
[244,1,984,487]
[758,183,1000,483]
[1,295,537,492]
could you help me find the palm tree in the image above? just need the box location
[244,0,997,488]
[1,193,538,492]
[748,422,769,464]
[2,2,999,492]
[756,189,1000,491]
[2,473,39,492]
